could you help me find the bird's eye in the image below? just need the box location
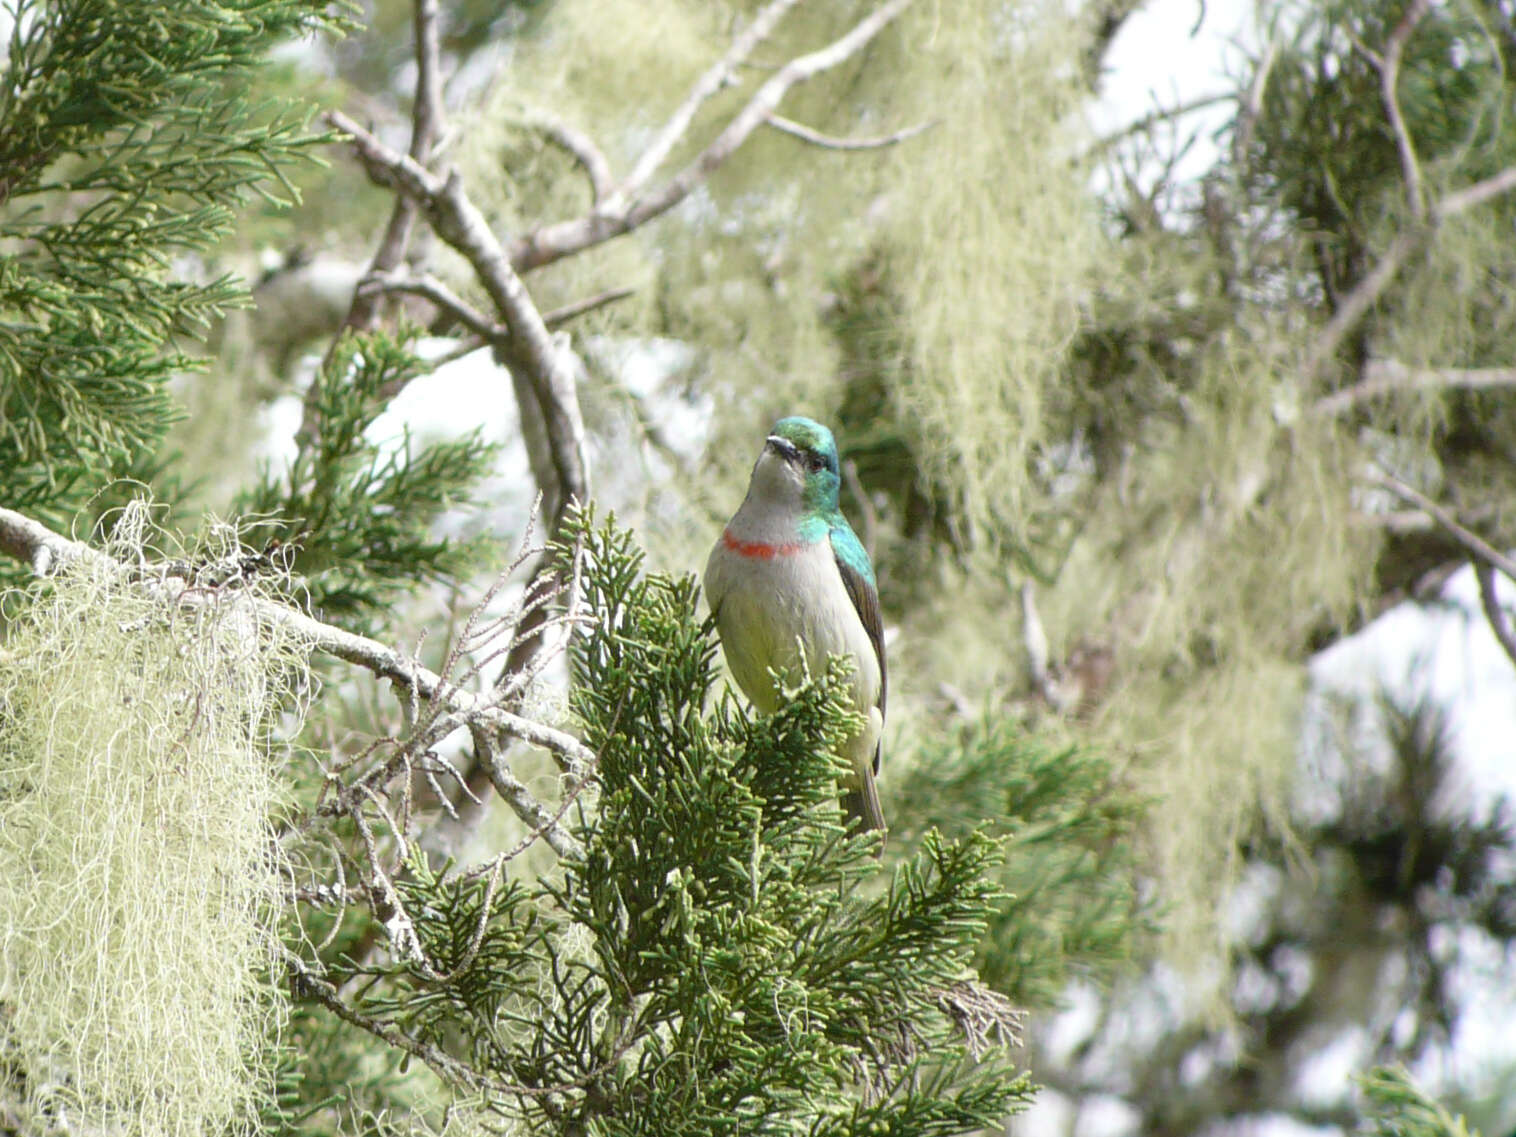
[805,451,825,473]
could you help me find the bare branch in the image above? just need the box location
[1378,0,1432,219]
[1368,472,1516,582]
[0,506,76,575]
[421,286,638,369]
[476,729,585,860]
[509,0,914,272]
[1020,581,1071,713]
[1087,92,1233,159]
[409,0,447,178]
[1232,39,1276,167]
[841,458,878,559]
[617,0,803,200]
[1435,164,1516,216]
[1305,163,1516,383]
[542,285,636,327]
[518,109,614,204]
[295,0,448,446]
[1475,562,1516,670]
[325,0,446,339]
[1303,231,1420,383]
[762,112,937,150]
[372,272,499,341]
[327,110,590,527]
[1314,359,1516,416]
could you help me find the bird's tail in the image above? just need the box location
[842,771,887,851]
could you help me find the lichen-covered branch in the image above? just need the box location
[0,506,593,841]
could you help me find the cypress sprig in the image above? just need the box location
[0,0,351,533]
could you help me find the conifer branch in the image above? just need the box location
[284,951,618,1099]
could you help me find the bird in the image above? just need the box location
[704,415,887,839]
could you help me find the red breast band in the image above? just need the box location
[722,529,804,559]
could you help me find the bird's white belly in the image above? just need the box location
[707,542,880,720]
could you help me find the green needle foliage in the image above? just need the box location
[292,512,1032,1136]
[0,0,348,531]
[893,718,1150,1008]
[235,330,500,630]
[1360,1068,1481,1137]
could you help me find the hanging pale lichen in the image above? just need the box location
[869,1,1098,541]
[0,506,310,1136]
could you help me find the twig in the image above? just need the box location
[1303,231,1420,382]
[1475,562,1516,670]
[762,112,937,150]
[1435,165,1516,216]
[1314,360,1516,416]
[1020,580,1069,713]
[422,287,637,370]
[543,285,636,326]
[301,0,446,444]
[1305,163,1516,382]
[1087,92,1233,159]
[1232,39,1276,166]
[372,272,499,341]
[348,794,428,968]
[617,0,803,200]
[518,109,614,203]
[285,950,621,1099]
[0,506,595,834]
[508,0,914,272]
[1378,0,1432,219]
[1368,471,1516,581]
[841,458,878,559]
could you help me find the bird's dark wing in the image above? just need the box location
[833,544,886,774]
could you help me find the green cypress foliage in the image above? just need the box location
[894,719,1150,1008]
[234,330,499,630]
[289,512,1032,1135]
[0,0,346,529]
[1360,1068,1481,1137]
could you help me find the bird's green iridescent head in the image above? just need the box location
[765,416,841,513]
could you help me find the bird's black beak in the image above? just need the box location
[765,435,801,464]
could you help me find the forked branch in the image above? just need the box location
[507,0,916,272]
[0,506,594,852]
